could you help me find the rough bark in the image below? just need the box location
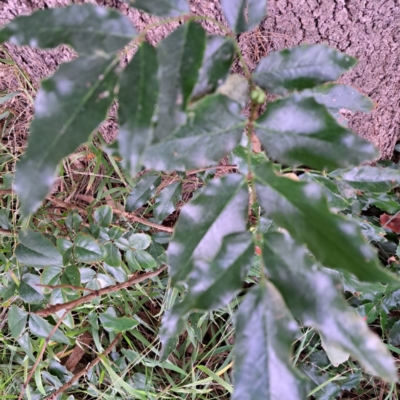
[1,0,399,158]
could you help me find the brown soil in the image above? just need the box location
[1,0,399,158]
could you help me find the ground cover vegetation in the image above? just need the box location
[1,0,400,399]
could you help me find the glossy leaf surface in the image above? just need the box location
[255,95,378,170]
[19,274,44,304]
[221,0,268,33]
[8,305,28,339]
[298,84,374,124]
[154,182,182,221]
[191,36,236,100]
[233,282,309,400]
[126,0,189,17]
[94,205,113,228]
[74,233,107,263]
[16,230,63,269]
[144,94,245,171]
[253,44,356,95]
[262,233,397,381]
[100,310,139,332]
[332,166,400,193]
[29,314,70,345]
[168,174,248,284]
[255,161,397,283]
[0,4,136,54]
[161,232,253,340]
[118,43,159,175]
[14,55,118,215]
[126,172,161,212]
[153,21,206,141]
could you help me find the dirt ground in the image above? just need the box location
[1,0,399,158]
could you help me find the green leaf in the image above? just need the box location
[168,174,249,284]
[366,193,400,214]
[253,44,356,95]
[331,166,400,193]
[16,230,62,269]
[297,84,374,125]
[154,182,182,221]
[125,172,161,212]
[254,95,378,170]
[153,21,206,142]
[233,282,309,400]
[116,233,151,252]
[254,161,397,283]
[8,305,28,339]
[133,250,157,270]
[161,232,253,342]
[221,0,268,34]
[144,94,245,171]
[74,233,107,263]
[300,173,348,212]
[0,91,19,105]
[65,212,83,231]
[262,232,397,382]
[29,314,70,345]
[61,265,81,287]
[94,205,113,228]
[104,264,127,283]
[126,0,189,17]
[99,309,139,332]
[118,43,159,175]
[191,36,236,100]
[14,55,118,216]
[104,243,122,267]
[0,209,12,230]
[0,4,136,54]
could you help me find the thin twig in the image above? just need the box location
[36,284,98,293]
[0,227,13,235]
[34,266,167,317]
[18,310,70,400]
[1,189,174,233]
[45,333,122,400]
[186,165,237,175]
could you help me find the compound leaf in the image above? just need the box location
[161,232,253,347]
[0,4,136,55]
[253,44,356,95]
[191,36,236,100]
[254,161,397,284]
[331,166,400,193]
[298,84,374,125]
[74,233,107,263]
[144,94,245,171]
[168,174,248,284]
[254,94,378,170]
[221,0,268,34]
[154,182,182,221]
[126,172,160,212]
[94,205,113,228]
[16,230,62,269]
[153,21,206,142]
[14,55,118,216]
[118,42,159,175]
[262,232,397,382]
[233,282,309,400]
[126,0,189,17]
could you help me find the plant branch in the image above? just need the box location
[18,310,70,400]
[34,266,167,317]
[45,333,122,400]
